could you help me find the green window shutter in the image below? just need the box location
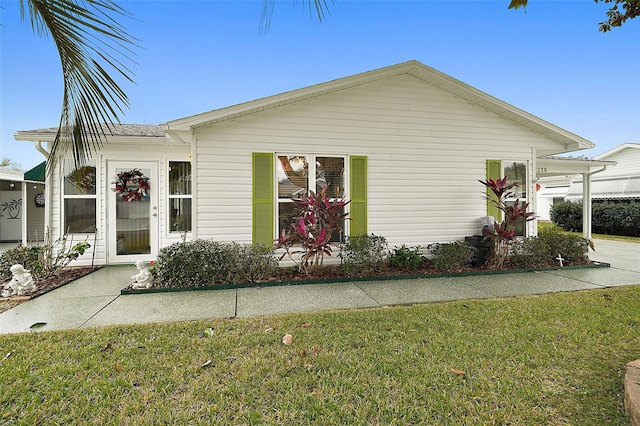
[486,159,502,220]
[349,156,367,236]
[252,153,274,246]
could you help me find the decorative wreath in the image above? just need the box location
[112,169,150,202]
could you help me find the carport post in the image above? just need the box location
[582,173,592,239]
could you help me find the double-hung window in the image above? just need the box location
[63,159,97,233]
[276,155,346,242]
[168,161,192,232]
[503,161,528,236]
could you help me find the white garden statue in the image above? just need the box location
[131,260,154,289]
[2,264,37,298]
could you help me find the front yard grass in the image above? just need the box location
[2,285,639,424]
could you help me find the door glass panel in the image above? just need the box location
[115,167,151,255]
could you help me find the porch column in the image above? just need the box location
[21,183,27,245]
[582,173,592,239]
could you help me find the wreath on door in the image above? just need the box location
[112,169,150,202]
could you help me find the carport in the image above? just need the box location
[535,157,616,239]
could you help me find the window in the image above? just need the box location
[504,161,528,236]
[63,159,97,233]
[168,161,192,232]
[276,155,346,241]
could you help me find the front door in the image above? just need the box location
[108,162,159,263]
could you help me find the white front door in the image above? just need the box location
[0,190,22,241]
[107,162,159,263]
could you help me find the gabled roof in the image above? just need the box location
[24,162,46,182]
[594,143,640,160]
[164,60,594,153]
[15,124,165,141]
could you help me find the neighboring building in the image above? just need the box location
[16,60,599,265]
[537,143,639,221]
[0,167,24,242]
[0,162,46,244]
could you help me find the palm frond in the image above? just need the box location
[20,0,138,172]
[260,0,335,34]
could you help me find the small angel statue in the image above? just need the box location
[2,264,37,297]
[131,260,154,289]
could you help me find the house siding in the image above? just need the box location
[193,75,555,246]
[598,146,640,178]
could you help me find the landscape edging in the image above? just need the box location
[121,261,610,295]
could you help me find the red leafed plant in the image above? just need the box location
[274,184,350,274]
[479,177,535,268]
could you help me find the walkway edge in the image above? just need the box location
[625,360,640,426]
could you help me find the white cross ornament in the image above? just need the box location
[556,254,565,268]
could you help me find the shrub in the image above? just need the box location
[0,233,90,281]
[339,234,388,276]
[479,177,535,268]
[552,200,640,237]
[510,227,589,269]
[551,201,583,232]
[155,240,277,288]
[593,201,640,237]
[430,242,476,272]
[389,244,424,271]
[0,245,41,280]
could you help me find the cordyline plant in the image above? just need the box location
[274,184,350,274]
[479,176,535,269]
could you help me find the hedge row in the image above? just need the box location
[550,201,640,237]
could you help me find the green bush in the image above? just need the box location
[340,234,388,276]
[550,201,583,232]
[552,200,640,237]
[389,244,424,271]
[430,242,476,272]
[593,201,640,237]
[0,245,42,280]
[155,240,277,288]
[511,228,589,269]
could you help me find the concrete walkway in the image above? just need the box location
[1,239,638,334]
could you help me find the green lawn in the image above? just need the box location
[2,286,639,425]
[538,222,640,243]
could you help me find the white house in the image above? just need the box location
[15,60,598,265]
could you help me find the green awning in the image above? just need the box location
[24,161,45,182]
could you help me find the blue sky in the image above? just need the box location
[1,0,639,170]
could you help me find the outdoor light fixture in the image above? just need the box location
[9,182,15,189]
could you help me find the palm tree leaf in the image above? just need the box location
[260,0,335,33]
[20,0,138,172]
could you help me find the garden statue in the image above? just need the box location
[2,264,37,297]
[131,260,153,289]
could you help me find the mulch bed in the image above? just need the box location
[1,266,101,302]
[135,258,600,293]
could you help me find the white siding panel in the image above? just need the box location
[194,75,556,245]
[601,147,640,177]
